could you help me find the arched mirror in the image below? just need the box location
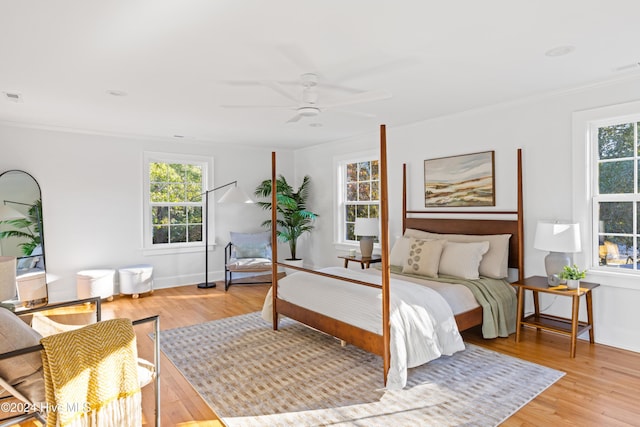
[0,170,47,306]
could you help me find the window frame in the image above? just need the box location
[143,151,213,255]
[572,100,640,288]
[333,150,380,249]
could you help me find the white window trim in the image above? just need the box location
[333,149,379,251]
[142,151,214,256]
[572,99,640,289]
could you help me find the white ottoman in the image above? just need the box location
[77,269,115,301]
[118,264,153,298]
[17,270,48,306]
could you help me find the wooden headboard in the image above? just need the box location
[402,149,524,281]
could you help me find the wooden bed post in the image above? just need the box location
[271,151,279,330]
[380,124,391,385]
[517,148,524,282]
[402,163,407,234]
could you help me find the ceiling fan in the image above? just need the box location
[221,72,392,123]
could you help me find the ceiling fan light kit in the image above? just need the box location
[298,106,320,117]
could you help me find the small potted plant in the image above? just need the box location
[560,264,586,289]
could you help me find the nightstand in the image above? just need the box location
[338,254,382,269]
[514,275,599,357]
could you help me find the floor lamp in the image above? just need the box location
[197,181,253,289]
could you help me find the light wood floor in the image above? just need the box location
[23,280,640,426]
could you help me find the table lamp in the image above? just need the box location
[354,218,379,258]
[533,220,581,285]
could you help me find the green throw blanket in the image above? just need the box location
[387,266,517,338]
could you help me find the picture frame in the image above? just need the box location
[424,150,495,207]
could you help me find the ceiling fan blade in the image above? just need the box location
[332,109,377,119]
[220,104,293,109]
[286,113,304,123]
[316,81,362,94]
[277,44,320,75]
[331,57,421,83]
[262,80,299,103]
[222,79,303,89]
[319,89,392,109]
[219,80,263,86]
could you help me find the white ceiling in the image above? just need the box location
[2,0,640,149]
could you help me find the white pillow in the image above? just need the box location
[389,236,412,267]
[402,238,444,278]
[404,229,510,278]
[438,241,490,280]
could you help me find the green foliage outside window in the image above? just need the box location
[149,162,203,245]
[345,160,379,242]
[596,122,640,268]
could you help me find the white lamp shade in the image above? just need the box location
[217,186,253,204]
[534,221,581,253]
[354,218,379,237]
[0,256,17,302]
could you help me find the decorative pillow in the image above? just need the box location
[438,241,490,280]
[402,238,445,278]
[0,307,46,404]
[389,236,412,267]
[404,229,510,278]
[230,231,272,259]
[235,242,270,258]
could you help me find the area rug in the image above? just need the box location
[159,312,564,426]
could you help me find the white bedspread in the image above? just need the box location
[261,266,465,389]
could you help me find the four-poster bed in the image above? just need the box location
[266,125,524,388]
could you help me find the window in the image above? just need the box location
[336,153,380,245]
[592,119,640,272]
[143,152,212,252]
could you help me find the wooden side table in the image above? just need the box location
[514,275,599,357]
[338,254,382,269]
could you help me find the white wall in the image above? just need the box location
[295,76,640,353]
[0,125,294,302]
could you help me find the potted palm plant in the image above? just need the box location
[254,175,318,269]
[0,199,42,256]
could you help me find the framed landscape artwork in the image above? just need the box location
[424,151,495,207]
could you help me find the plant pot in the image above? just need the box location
[282,259,303,276]
[566,279,580,289]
